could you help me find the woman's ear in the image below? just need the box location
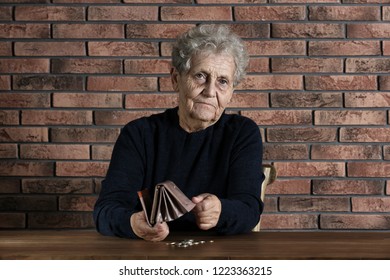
[170,67,180,92]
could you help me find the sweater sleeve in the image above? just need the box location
[93,122,146,238]
[215,118,264,235]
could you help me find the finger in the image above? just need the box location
[192,193,211,204]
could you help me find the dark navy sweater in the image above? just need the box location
[93,107,264,238]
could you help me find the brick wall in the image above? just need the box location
[0,0,389,231]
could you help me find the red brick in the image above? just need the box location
[263,144,309,160]
[321,214,390,230]
[22,110,92,125]
[161,6,232,21]
[125,59,171,74]
[53,93,122,108]
[0,144,17,159]
[125,93,177,109]
[92,145,114,160]
[52,59,122,74]
[56,162,109,177]
[263,197,277,213]
[340,128,390,142]
[246,41,306,56]
[0,179,20,194]
[89,6,157,21]
[0,75,10,90]
[267,128,337,142]
[22,179,93,194]
[0,58,50,73]
[313,179,384,195]
[94,110,158,125]
[59,196,97,211]
[345,92,390,108]
[159,76,175,92]
[0,6,12,20]
[346,58,390,73]
[353,198,390,212]
[88,76,157,92]
[20,144,90,160]
[271,92,342,108]
[247,58,269,73]
[305,75,377,90]
[271,0,340,2]
[272,58,343,73]
[379,76,390,90]
[13,75,83,91]
[309,40,380,56]
[0,42,12,55]
[275,162,345,177]
[229,24,270,39]
[53,24,124,38]
[312,144,381,160]
[261,214,318,230]
[126,23,194,39]
[280,197,350,212]
[384,6,390,20]
[309,6,379,21]
[242,110,312,125]
[384,41,390,55]
[385,146,390,160]
[229,93,268,108]
[272,23,344,38]
[348,162,390,178]
[56,0,121,2]
[0,93,50,108]
[88,41,158,56]
[15,6,85,21]
[0,127,48,142]
[15,42,85,56]
[161,42,174,56]
[267,179,311,195]
[343,0,390,2]
[198,0,266,2]
[51,128,120,143]
[238,75,303,90]
[0,213,25,229]
[348,24,390,38]
[315,110,386,125]
[0,110,19,125]
[0,162,53,177]
[0,196,56,211]
[28,213,94,229]
[0,58,49,73]
[0,24,50,38]
[235,6,305,21]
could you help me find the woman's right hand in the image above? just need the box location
[130,211,169,242]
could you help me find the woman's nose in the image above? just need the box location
[202,81,216,97]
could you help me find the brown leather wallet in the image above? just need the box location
[137,181,196,226]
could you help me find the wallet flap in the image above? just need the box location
[138,181,195,226]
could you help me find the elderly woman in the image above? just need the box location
[93,24,264,241]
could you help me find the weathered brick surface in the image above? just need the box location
[313,180,384,195]
[1,2,389,231]
[321,214,390,230]
[311,144,382,160]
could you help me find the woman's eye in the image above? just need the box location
[219,79,228,86]
[195,73,206,80]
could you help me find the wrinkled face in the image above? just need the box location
[171,52,236,130]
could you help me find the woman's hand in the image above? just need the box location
[130,211,169,242]
[192,193,221,230]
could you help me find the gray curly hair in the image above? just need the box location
[172,24,249,87]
